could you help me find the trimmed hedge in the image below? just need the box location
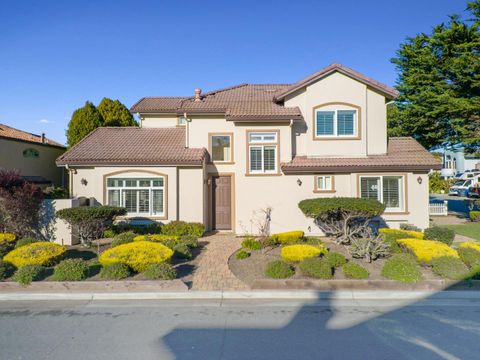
[298,197,385,219]
[381,254,423,283]
[397,239,458,263]
[280,244,327,262]
[342,262,369,279]
[111,231,136,247]
[143,263,176,280]
[298,258,333,279]
[12,265,45,285]
[161,221,205,237]
[430,256,470,280]
[99,263,131,280]
[271,231,304,245]
[241,237,262,251]
[324,251,347,268]
[424,226,455,246]
[265,260,294,279]
[3,242,66,268]
[52,259,89,281]
[470,211,480,222]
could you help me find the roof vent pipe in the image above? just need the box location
[194,88,202,102]
[41,133,46,143]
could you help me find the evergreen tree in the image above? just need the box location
[66,101,103,147]
[97,97,137,127]
[391,0,480,149]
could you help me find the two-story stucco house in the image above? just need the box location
[56,64,441,234]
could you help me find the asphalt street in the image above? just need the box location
[1,295,480,360]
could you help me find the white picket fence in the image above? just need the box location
[429,200,448,216]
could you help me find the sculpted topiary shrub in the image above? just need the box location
[111,231,136,247]
[298,197,385,244]
[3,242,66,268]
[378,228,424,254]
[143,263,176,280]
[397,239,458,263]
[280,244,327,262]
[99,241,173,272]
[271,231,304,245]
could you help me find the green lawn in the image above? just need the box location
[443,223,480,241]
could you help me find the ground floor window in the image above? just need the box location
[314,175,334,192]
[106,177,165,217]
[360,175,405,212]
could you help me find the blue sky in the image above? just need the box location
[0,0,467,144]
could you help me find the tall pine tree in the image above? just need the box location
[97,97,137,127]
[66,101,103,147]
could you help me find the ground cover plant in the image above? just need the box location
[241,237,262,251]
[280,244,327,262]
[99,263,131,280]
[298,258,333,279]
[379,228,424,254]
[265,260,294,279]
[323,251,347,268]
[161,221,205,237]
[457,247,480,268]
[236,250,250,260]
[143,263,176,280]
[3,242,66,268]
[430,256,470,280]
[442,223,480,241]
[271,231,304,245]
[342,262,369,279]
[52,259,89,281]
[397,239,458,263]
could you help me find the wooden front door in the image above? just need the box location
[213,176,232,230]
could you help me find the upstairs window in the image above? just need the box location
[315,109,357,138]
[210,133,233,162]
[23,148,39,158]
[247,131,278,174]
[177,116,187,126]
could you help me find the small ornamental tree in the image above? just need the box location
[298,197,385,245]
[0,170,44,238]
[56,206,126,248]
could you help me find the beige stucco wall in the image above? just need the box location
[0,138,66,186]
[178,167,205,223]
[141,114,178,128]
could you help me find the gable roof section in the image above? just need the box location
[281,137,441,173]
[0,123,65,149]
[274,64,399,101]
[56,127,207,166]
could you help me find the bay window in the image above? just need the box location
[360,175,405,212]
[247,131,278,174]
[106,177,165,217]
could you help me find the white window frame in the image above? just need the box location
[106,176,166,217]
[177,116,187,126]
[314,109,357,138]
[315,175,334,192]
[359,175,405,213]
[247,131,278,174]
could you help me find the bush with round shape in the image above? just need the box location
[424,226,455,246]
[459,241,480,253]
[430,256,470,280]
[457,247,480,268]
[271,231,304,245]
[381,254,423,283]
[0,260,13,280]
[0,233,17,257]
[0,233,16,243]
[111,231,136,247]
[342,262,369,279]
[99,241,173,272]
[14,237,38,249]
[172,243,192,259]
[52,259,89,281]
[299,258,333,279]
[236,250,250,260]
[265,260,294,279]
[469,211,480,222]
[179,235,199,249]
[3,242,66,268]
[378,228,424,254]
[99,263,131,280]
[281,244,327,262]
[161,221,205,237]
[103,229,116,238]
[143,263,176,280]
[397,239,458,263]
[12,265,45,285]
[324,251,347,268]
[133,234,179,243]
[241,237,262,251]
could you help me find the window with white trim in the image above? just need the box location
[106,177,165,216]
[360,175,405,212]
[315,109,357,137]
[177,116,187,126]
[248,132,278,174]
[315,175,333,191]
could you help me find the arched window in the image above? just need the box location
[23,148,39,158]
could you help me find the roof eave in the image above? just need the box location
[281,164,442,174]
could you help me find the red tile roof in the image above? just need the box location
[281,137,441,173]
[0,123,65,148]
[56,127,208,166]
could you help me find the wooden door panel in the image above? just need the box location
[213,176,231,230]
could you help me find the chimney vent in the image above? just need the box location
[194,88,202,102]
[41,133,46,143]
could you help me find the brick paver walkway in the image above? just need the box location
[192,233,249,291]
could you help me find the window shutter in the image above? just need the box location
[316,111,335,136]
[337,110,355,136]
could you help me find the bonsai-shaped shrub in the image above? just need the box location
[161,221,205,237]
[459,241,480,253]
[143,263,176,280]
[236,249,250,260]
[381,254,423,283]
[379,228,424,254]
[241,237,262,251]
[265,260,294,279]
[469,211,480,222]
[111,231,136,247]
[0,232,16,257]
[298,197,385,244]
[52,259,89,281]
[430,256,470,280]
[457,247,480,268]
[56,206,127,246]
[133,234,179,243]
[4,242,66,268]
[349,236,390,263]
[424,226,455,246]
[342,262,369,279]
[12,265,45,285]
[324,251,347,268]
[271,231,304,245]
[99,263,131,280]
[14,237,38,249]
[397,239,458,263]
[281,244,327,262]
[298,258,333,279]
[99,241,173,272]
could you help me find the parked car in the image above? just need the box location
[468,185,480,198]
[456,171,480,180]
[449,178,479,196]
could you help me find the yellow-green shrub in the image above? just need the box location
[459,241,480,253]
[3,242,66,268]
[99,241,173,272]
[397,239,458,263]
[379,228,424,240]
[280,244,327,262]
[133,234,179,243]
[0,233,16,243]
[271,231,304,244]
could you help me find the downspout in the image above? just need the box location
[65,165,73,198]
[184,112,190,148]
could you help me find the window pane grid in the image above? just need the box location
[316,176,332,191]
[315,109,356,137]
[360,176,404,212]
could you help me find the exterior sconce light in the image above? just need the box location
[417,176,423,184]
[81,178,88,186]
[297,179,302,186]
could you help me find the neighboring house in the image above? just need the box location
[431,144,480,178]
[0,123,66,187]
[56,64,441,234]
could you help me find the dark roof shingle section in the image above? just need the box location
[281,137,441,173]
[0,123,65,148]
[56,127,207,166]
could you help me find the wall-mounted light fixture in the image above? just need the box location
[417,176,423,184]
[81,178,88,186]
[297,179,302,186]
